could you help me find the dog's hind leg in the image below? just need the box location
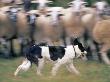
[14,59,31,76]
[14,65,22,76]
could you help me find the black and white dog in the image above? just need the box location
[14,39,87,76]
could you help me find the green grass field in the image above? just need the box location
[0,57,110,82]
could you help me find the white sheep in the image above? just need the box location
[31,0,53,10]
[34,7,64,45]
[60,0,87,45]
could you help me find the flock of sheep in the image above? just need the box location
[0,0,110,65]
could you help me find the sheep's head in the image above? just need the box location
[32,0,53,10]
[93,1,108,14]
[26,10,40,24]
[68,0,87,13]
[7,7,22,13]
[46,7,64,25]
[3,6,22,22]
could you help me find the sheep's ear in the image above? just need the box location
[92,5,96,8]
[46,14,51,17]
[5,10,10,14]
[82,2,88,6]
[59,14,64,16]
[47,1,53,4]
[35,14,40,17]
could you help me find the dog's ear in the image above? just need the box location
[73,38,79,44]
[70,38,79,45]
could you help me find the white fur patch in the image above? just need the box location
[20,59,31,71]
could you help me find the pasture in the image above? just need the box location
[0,0,110,82]
[0,57,110,82]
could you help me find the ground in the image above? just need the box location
[0,57,110,82]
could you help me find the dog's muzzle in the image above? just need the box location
[81,51,87,57]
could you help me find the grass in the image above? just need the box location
[0,57,110,82]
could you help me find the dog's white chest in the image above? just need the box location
[65,45,75,58]
[41,46,50,59]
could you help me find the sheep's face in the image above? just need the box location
[94,1,108,14]
[46,7,63,25]
[5,7,21,22]
[27,14,39,24]
[68,0,87,13]
[26,10,40,24]
[36,0,53,10]
[8,7,18,14]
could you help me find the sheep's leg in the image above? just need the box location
[100,52,110,65]
[87,39,99,61]
[36,59,44,76]
[100,45,110,65]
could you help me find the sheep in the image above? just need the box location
[80,1,109,60]
[68,0,87,13]
[0,6,39,56]
[59,0,107,60]
[93,1,108,15]
[1,6,31,41]
[60,0,87,45]
[0,0,13,3]
[33,7,64,46]
[82,0,109,32]
[31,0,53,10]
[82,0,108,32]
[5,7,40,43]
[0,6,16,39]
[0,6,21,56]
[93,19,110,65]
[31,0,54,16]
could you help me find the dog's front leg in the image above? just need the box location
[37,59,44,76]
[51,58,68,76]
[68,63,80,75]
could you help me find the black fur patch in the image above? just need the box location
[77,43,85,52]
[49,46,65,61]
[25,44,42,65]
[73,39,85,52]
